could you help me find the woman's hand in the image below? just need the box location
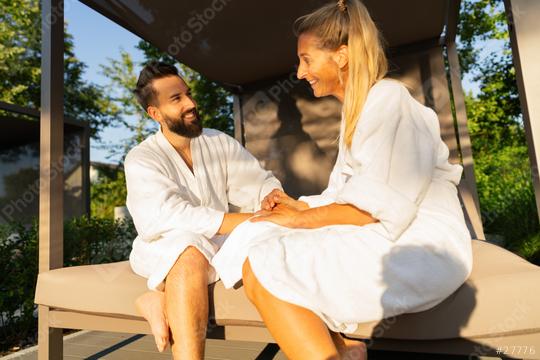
[260,189,309,212]
[252,203,378,229]
[250,203,301,228]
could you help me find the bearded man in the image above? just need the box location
[125,62,281,359]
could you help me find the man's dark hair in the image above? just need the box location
[133,61,180,111]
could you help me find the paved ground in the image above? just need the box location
[1,330,503,359]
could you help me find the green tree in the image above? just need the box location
[457,0,509,74]
[90,167,128,219]
[465,58,524,156]
[92,49,154,219]
[458,0,523,154]
[0,0,119,140]
[100,49,156,160]
[0,217,136,352]
[458,0,539,260]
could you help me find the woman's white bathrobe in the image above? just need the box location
[125,128,281,291]
[212,79,473,333]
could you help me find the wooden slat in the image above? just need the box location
[49,310,152,334]
[47,310,279,343]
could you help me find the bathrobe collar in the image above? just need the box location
[155,128,208,203]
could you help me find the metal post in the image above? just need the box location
[447,41,485,240]
[82,124,91,217]
[233,95,245,145]
[443,0,485,239]
[504,0,540,221]
[38,0,64,358]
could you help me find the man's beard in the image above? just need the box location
[163,108,203,138]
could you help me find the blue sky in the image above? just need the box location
[65,0,496,164]
[65,0,145,163]
[65,1,144,88]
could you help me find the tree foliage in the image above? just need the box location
[458,0,539,257]
[458,0,523,154]
[99,49,157,160]
[0,217,135,353]
[0,0,119,140]
[90,167,128,219]
[457,0,509,74]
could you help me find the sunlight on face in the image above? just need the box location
[153,75,196,116]
[151,75,202,137]
[296,33,342,98]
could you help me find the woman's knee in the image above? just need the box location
[242,258,261,302]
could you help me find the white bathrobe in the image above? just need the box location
[125,128,282,291]
[212,79,473,333]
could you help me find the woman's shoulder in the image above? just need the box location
[368,78,409,99]
[361,78,409,116]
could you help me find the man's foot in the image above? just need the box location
[340,337,367,360]
[330,331,367,360]
[135,291,170,352]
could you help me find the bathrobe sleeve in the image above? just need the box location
[125,150,225,242]
[223,135,283,212]
[335,81,438,241]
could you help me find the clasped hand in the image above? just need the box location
[251,189,309,228]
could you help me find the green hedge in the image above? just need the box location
[0,216,136,354]
[475,147,539,238]
[474,145,540,264]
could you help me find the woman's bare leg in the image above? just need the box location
[242,258,341,360]
[135,291,169,352]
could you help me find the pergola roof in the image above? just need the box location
[80,0,451,86]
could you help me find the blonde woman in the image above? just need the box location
[212,0,473,359]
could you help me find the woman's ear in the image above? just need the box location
[334,45,349,70]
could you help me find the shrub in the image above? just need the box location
[0,216,135,353]
[474,145,540,264]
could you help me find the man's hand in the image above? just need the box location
[252,203,379,229]
[250,203,300,228]
[217,213,254,235]
[260,189,309,212]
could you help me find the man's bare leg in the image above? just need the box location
[329,330,368,360]
[165,246,210,359]
[135,291,169,352]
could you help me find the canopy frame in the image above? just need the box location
[35,1,540,358]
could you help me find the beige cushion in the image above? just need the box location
[35,259,148,317]
[35,240,540,340]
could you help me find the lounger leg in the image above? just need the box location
[38,305,63,360]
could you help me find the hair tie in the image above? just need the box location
[337,0,347,12]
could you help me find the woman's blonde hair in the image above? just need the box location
[294,0,388,147]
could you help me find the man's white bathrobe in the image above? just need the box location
[125,128,281,291]
[212,79,473,333]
